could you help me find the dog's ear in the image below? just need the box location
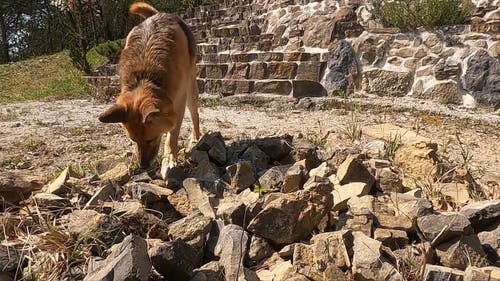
[99,104,127,123]
[141,100,161,124]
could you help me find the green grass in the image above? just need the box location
[0,51,90,103]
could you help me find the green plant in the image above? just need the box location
[379,132,403,160]
[371,0,471,29]
[456,133,472,170]
[341,110,361,142]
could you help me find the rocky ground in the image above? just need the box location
[0,97,499,281]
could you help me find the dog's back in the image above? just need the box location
[119,5,196,92]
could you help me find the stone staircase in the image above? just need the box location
[86,0,342,100]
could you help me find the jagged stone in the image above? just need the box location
[194,132,227,165]
[100,162,130,184]
[477,225,500,263]
[241,144,270,172]
[332,182,372,212]
[249,236,274,262]
[168,211,213,249]
[373,228,409,250]
[335,155,375,187]
[0,172,45,206]
[148,239,199,281]
[45,167,70,195]
[61,210,106,237]
[216,200,246,226]
[214,224,250,281]
[191,261,224,281]
[182,178,224,218]
[435,235,491,270]
[226,161,256,192]
[258,165,291,190]
[417,212,473,245]
[124,182,173,204]
[84,234,151,281]
[248,181,333,244]
[32,193,70,209]
[282,161,307,193]
[460,200,500,231]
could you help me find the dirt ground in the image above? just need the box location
[0,98,499,185]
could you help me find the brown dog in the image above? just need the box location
[98,2,200,178]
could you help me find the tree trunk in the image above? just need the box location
[0,12,10,63]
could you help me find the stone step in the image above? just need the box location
[198,78,327,98]
[197,51,329,63]
[197,61,326,81]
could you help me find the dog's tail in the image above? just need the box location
[130,2,158,20]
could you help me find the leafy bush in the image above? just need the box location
[91,40,125,64]
[371,0,471,29]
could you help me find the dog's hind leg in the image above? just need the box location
[187,75,201,149]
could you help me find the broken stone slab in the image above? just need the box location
[310,230,354,270]
[216,200,246,227]
[45,167,70,195]
[464,266,500,281]
[168,211,213,250]
[281,161,307,193]
[375,213,414,232]
[345,214,374,237]
[83,234,151,281]
[61,210,106,238]
[477,225,500,263]
[389,192,433,221]
[258,165,291,190]
[189,159,221,181]
[193,132,227,165]
[417,212,473,245]
[347,194,375,216]
[377,168,404,193]
[0,172,45,206]
[32,193,70,209]
[100,162,130,184]
[248,181,333,244]
[460,200,500,232]
[249,236,274,262]
[226,161,256,192]
[214,224,250,281]
[85,180,122,207]
[334,155,375,187]
[436,235,491,270]
[124,182,173,204]
[148,239,199,281]
[373,228,409,250]
[352,231,403,281]
[332,182,372,212]
[191,261,224,281]
[309,162,333,178]
[423,264,465,281]
[183,178,224,218]
[240,144,270,172]
[255,136,293,162]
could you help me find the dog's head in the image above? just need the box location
[98,86,174,168]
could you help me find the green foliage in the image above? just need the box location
[371,0,471,29]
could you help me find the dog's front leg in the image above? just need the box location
[160,117,183,180]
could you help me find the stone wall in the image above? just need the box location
[86,0,500,108]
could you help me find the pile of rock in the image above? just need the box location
[1,131,499,281]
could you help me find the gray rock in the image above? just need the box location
[417,212,473,245]
[217,200,246,226]
[226,161,256,192]
[373,228,409,250]
[194,132,227,165]
[45,167,70,195]
[169,211,213,249]
[282,161,307,193]
[389,192,433,221]
[435,235,491,270]
[335,155,375,187]
[61,210,106,237]
[309,162,333,178]
[322,40,358,94]
[32,193,70,209]
[258,165,291,190]
[362,69,413,97]
[423,264,464,281]
[124,182,172,204]
[255,136,293,162]
[477,225,500,263]
[352,232,403,281]
[86,181,121,206]
[183,178,224,218]
[460,200,500,231]
[248,181,333,244]
[240,144,270,172]
[309,230,354,270]
[84,234,151,281]
[333,182,372,212]
[463,49,500,105]
[377,168,404,193]
[214,224,250,281]
[0,172,44,205]
[464,266,500,281]
[191,261,224,281]
[249,236,274,262]
[148,239,199,281]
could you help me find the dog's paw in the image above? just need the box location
[160,154,177,180]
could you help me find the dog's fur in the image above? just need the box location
[99,2,200,176]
